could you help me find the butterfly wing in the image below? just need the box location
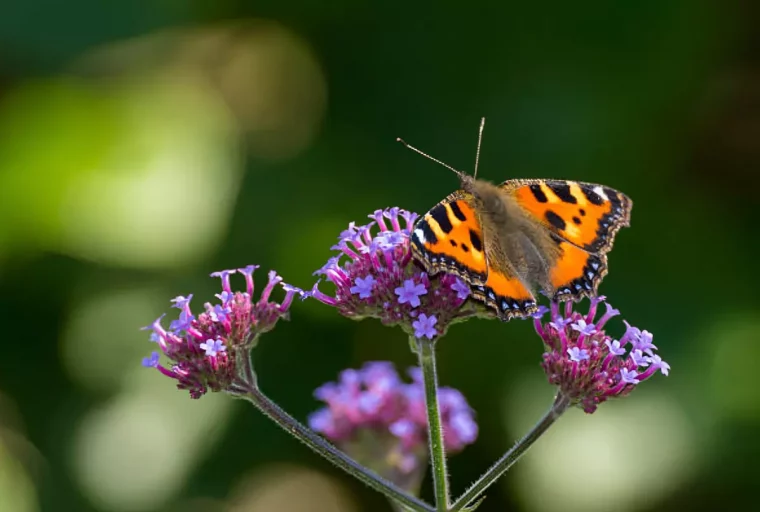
[549,235,609,301]
[411,191,489,285]
[471,268,538,320]
[502,179,632,254]
[411,192,537,320]
[499,179,631,302]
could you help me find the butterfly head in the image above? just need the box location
[458,175,509,216]
[459,173,476,191]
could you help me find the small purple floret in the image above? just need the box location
[647,355,671,376]
[350,275,376,299]
[207,304,231,323]
[171,295,193,310]
[451,278,471,301]
[568,347,590,362]
[620,368,640,384]
[395,279,427,308]
[412,313,438,339]
[142,351,160,368]
[199,338,226,357]
[633,330,657,355]
[550,317,572,329]
[210,269,236,294]
[630,349,650,367]
[571,319,596,336]
[605,339,625,356]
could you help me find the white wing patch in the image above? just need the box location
[592,186,609,201]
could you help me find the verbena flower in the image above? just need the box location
[307,208,477,340]
[141,266,300,398]
[309,362,477,490]
[533,297,670,413]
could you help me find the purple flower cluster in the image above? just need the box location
[308,208,474,339]
[142,266,300,398]
[534,297,670,413]
[309,362,478,477]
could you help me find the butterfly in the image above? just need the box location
[400,119,633,321]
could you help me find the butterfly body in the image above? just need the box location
[411,177,632,320]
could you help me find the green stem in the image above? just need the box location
[416,337,450,511]
[390,501,413,512]
[449,393,571,511]
[235,360,434,512]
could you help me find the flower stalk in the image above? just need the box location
[234,371,435,512]
[450,393,570,512]
[416,337,450,511]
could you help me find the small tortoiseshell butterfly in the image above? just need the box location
[400,119,632,321]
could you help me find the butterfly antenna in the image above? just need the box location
[473,117,485,179]
[396,137,464,178]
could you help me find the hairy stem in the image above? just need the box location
[416,337,450,511]
[235,358,434,512]
[449,393,571,511]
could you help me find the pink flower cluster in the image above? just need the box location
[142,266,300,398]
[309,362,478,474]
[533,297,670,413]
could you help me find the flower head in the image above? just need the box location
[533,298,669,413]
[309,362,477,486]
[141,266,301,398]
[306,207,477,339]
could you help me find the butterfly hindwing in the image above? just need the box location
[411,192,488,285]
[504,179,632,254]
[471,269,538,320]
[549,235,608,302]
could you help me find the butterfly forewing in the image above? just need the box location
[411,192,489,285]
[504,179,632,254]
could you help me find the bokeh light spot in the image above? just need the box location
[0,440,38,512]
[61,285,169,394]
[0,394,39,512]
[71,376,233,511]
[504,374,697,512]
[0,75,241,268]
[705,313,760,420]
[229,464,356,512]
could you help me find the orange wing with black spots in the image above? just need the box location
[470,269,538,320]
[410,192,489,285]
[549,236,609,301]
[504,179,632,254]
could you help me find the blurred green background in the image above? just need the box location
[0,1,758,511]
